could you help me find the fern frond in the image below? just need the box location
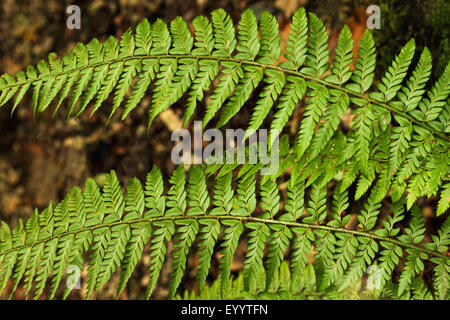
[0,8,446,144]
[11,166,448,299]
[1,165,445,299]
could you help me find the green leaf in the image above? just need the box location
[282,8,308,70]
[169,219,199,298]
[346,30,376,94]
[212,9,236,57]
[371,39,415,102]
[301,13,329,77]
[295,83,329,159]
[325,25,353,85]
[246,69,285,138]
[235,9,260,61]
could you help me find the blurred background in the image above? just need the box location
[0,0,448,299]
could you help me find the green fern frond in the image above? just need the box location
[0,165,448,300]
[0,10,447,197]
[0,8,447,142]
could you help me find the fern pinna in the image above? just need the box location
[0,7,448,299]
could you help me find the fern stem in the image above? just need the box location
[2,215,447,260]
